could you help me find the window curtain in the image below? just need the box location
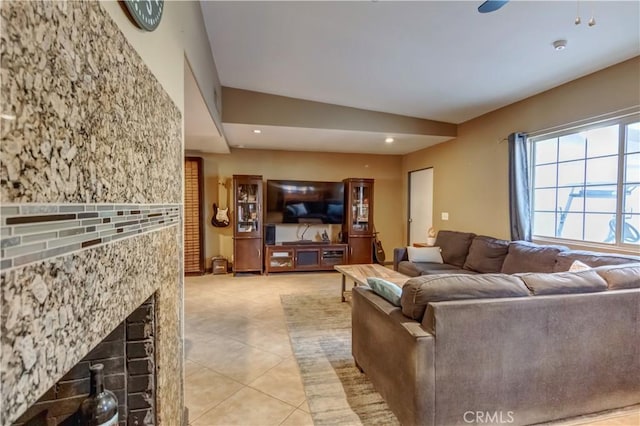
[508,132,532,241]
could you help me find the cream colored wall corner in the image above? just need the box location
[200,150,404,269]
[401,56,640,241]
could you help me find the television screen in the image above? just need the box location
[266,180,344,224]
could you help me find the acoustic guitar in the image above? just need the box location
[372,231,386,265]
[212,203,230,227]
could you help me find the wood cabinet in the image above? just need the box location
[343,178,374,264]
[264,244,347,274]
[234,238,263,273]
[233,175,263,275]
[345,236,373,264]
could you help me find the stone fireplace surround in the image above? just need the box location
[1,1,184,424]
[12,296,157,426]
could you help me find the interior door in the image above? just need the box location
[408,168,434,245]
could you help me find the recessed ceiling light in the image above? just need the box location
[253,129,262,134]
[385,137,394,143]
[553,40,567,51]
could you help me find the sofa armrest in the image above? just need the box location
[393,247,409,271]
[352,287,435,426]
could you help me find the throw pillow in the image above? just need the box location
[366,277,402,306]
[569,260,591,272]
[407,246,444,263]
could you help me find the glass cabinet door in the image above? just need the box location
[350,181,372,234]
[236,181,261,236]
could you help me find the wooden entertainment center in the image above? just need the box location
[231,174,374,275]
[264,243,348,274]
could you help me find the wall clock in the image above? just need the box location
[123,0,164,32]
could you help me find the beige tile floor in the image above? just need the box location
[184,272,338,425]
[184,272,640,426]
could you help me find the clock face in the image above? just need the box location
[124,0,164,32]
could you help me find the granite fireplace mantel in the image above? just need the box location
[0,1,184,424]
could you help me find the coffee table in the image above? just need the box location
[334,264,411,302]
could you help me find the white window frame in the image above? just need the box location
[528,113,640,253]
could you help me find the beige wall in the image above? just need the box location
[196,149,403,268]
[402,57,640,241]
[222,87,456,137]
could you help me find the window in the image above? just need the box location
[530,116,640,247]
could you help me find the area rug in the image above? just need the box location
[281,292,399,425]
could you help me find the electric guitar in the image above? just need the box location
[212,203,230,227]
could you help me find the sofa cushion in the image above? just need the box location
[398,261,462,277]
[517,270,607,295]
[463,236,510,273]
[435,230,476,268]
[501,241,567,274]
[554,250,640,272]
[420,269,479,276]
[400,274,529,321]
[595,263,640,290]
[407,246,443,263]
[366,277,403,306]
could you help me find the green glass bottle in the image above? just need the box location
[80,363,119,426]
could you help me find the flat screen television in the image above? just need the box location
[266,180,344,224]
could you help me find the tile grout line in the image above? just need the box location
[277,407,303,426]
[188,385,246,425]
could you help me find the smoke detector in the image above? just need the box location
[553,39,568,51]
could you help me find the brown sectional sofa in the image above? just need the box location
[394,230,640,276]
[354,230,640,425]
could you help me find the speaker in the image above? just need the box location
[265,224,276,245]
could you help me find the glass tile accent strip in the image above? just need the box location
[0,204,181,270]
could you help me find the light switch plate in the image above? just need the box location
[441,212,449,220]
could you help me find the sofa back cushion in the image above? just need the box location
[463,236,510,273]
[435,230,476,268]
[400,274,529,321]
[595,263,640,290]
[517,270,607,295]
[554,250,640,272]
[501,241,567,274]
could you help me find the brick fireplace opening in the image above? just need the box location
[12,296,157,426]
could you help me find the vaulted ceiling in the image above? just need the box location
[186,1,640,155]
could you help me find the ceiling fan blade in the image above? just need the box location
[478,0,509,13]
